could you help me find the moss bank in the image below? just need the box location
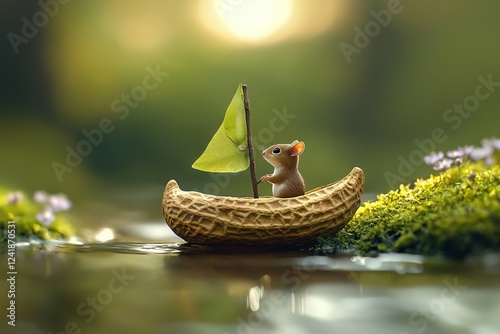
[317,162,500,258]
[0,189,77,243]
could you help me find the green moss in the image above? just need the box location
[0,189,77,244]
[317,162,500,259]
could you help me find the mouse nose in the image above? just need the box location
[262,151,265,155]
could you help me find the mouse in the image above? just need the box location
[260,140,306,198]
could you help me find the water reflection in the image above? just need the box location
[95,228,115,242]
[1,242,499,334]
[57,242,183,255]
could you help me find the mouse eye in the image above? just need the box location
[272,147,281,154]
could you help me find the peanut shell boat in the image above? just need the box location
[162,167,364,246]
[162,84,364,246]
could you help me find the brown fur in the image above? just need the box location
[260,140,305,198]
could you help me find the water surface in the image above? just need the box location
[1,228,499,334]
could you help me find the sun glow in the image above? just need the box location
[199,0,347,44]
[200,0,293,43]
[216,0,293,41]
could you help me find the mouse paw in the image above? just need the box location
[260,174,272,183]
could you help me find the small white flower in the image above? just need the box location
[470,146,493,161]
[433,158,453,171]
[491,137,500,150]
[462,145,475,156]
[446,149,465,159]
[33,190,48,204]
[424,151,444,166]
[36,210,55,226]
[49,195,72,212]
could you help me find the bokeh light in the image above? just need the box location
[214,0,293,42]
[198,0,347,44]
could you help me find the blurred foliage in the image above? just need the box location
[0,188,77,243]
[317,160,500,259]
[1,0,500,209]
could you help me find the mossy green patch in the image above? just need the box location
[317,162,500,259]
[0,189,77,244]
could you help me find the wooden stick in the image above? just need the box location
[242,84,259,198]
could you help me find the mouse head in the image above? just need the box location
[262,140,305,168]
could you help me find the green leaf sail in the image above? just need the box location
[223,84,247,146]
[192,84,249,173]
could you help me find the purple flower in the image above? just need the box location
[470,146,493,161]
[462,145,475,156]
[424,151,444,166]
[433,158,453,171]
[36,210,55,226]
[491,138,500,150]
[48,194,72,212]
[7,192,23,205]
[423,137,499,173]
[481,137,500,153]
[33,191,48,204]
[446,149,465,159]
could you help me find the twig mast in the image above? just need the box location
[242,84,259,198]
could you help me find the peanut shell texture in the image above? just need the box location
[162,167,365,246]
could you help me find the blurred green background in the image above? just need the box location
[1,0,500,208]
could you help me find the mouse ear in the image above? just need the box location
[289,141,305,156]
